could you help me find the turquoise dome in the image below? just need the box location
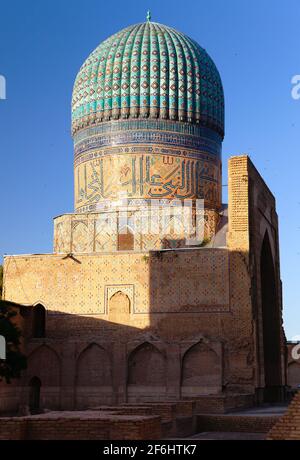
[72,21,224,137]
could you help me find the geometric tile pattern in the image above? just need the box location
[53,207,220,253]
[72,21,224,137]
[3,250,230,316]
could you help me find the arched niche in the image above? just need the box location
[181,341,221,396]
[127,342,166,402]
[108,291,131,324]
[260,231,282,401]
[32,304,46,338]
[27,345,61,410]
[76,343,113,408]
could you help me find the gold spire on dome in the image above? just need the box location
[146,10,151,22]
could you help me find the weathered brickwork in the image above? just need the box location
[189,394,254,414]
[198,414,279,434]
[0,413,162,440]
[228,156,250,250]
[0,401,200,440]
[0,14,288,440]
[268,391,300,440]
[228,156,285,402]
[1,156,286,415]
[3,249,230,317]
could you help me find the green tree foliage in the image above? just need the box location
[0,301,27,383]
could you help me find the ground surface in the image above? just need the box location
[171,405,288,441]
[187,432,266,440]
[226,405,288,416]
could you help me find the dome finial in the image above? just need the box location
[146,10,151,22]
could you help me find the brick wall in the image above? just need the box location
[0,414,162,440]
[0,419,26,440]
[228,156,250,251]
[1,155,285,411]
[268,391,300,439]
[186,394,254,414]
[0,401,199,440]
[197,414,279,434]
[91,401,197,438]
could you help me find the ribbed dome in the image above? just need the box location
[72,21,224,137]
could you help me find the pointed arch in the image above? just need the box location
[76,342,112,387]
[181,341,221,396]
[75,342,113,408]
[32,304,46,338]
[127,341,166,402]
[27,345,60,387]
[109,291,131,322]
[27,345,61,410]
[260,230,282,401]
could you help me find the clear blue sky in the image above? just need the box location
[0,0,299,338]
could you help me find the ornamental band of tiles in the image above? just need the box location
[1,17,287,413]
[55,21,225,251]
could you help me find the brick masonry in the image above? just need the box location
[0,400,198,440]
[1,156,286,415]
[268,391,300,440]
[0,413,161,440]
[197,414,279,434]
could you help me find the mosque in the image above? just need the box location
[1,15,287,415]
